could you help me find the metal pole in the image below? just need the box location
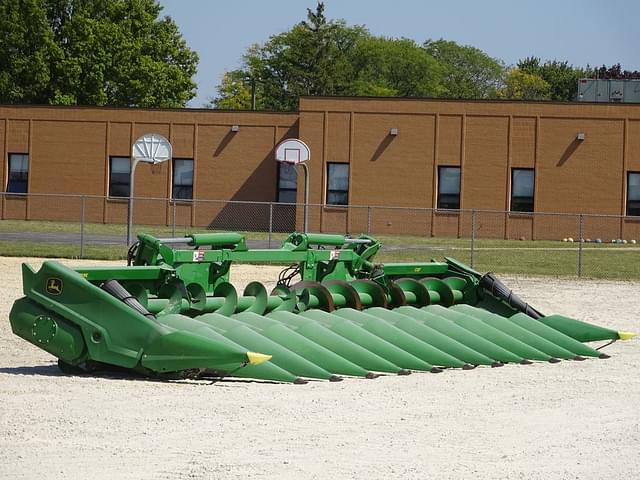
[578,214,584,277]
[470,209,476,268]
[301,162,310,233]
[172,200,176,237]
[251,78,257,110]
[80,195,85,259]
[126,159,139,246]
[268,202,273,248]
[367,206,372,235]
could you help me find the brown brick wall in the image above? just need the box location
[2,99,640,238]
[7,119,29,153]
[463,115,509,210]
[0,105,298,224]
[351,113,435,208]
[537,118,624,214]
[299,97,640,236]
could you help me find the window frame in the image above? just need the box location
[326,162,350,207]
[510,168,535,213]
[626,171,640,217]
[437,166,461,210]
[277,162,297,204]
[6,153,29,194]
[108,156,131,198]
[172,158,194,201]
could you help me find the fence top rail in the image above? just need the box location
[1,191,639,221]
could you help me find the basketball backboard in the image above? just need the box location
[132,133,172,164]
[275,138,310,164]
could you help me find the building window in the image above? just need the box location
[173,158,193,200]
[627,172,640,216]
[326,163,349,206]
[109,157,130,197]
[511,168,535,213]
[277,163,297,203]
[7,153,29,193]
[437,166,460,209]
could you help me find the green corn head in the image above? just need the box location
[9,231,636,383]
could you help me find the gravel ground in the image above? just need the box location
[0,257,638,480]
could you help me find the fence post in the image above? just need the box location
[171,200,176,237]
[268,202,273,248]
[578,214,584,277]
[80,195,86,259]
[470,209,477,268]
[367,206,372,235]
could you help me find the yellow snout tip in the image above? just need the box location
[617,331,637,341]
[246,352,272,365]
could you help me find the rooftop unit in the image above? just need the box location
[577,78,640,103]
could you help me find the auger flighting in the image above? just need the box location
[9,231,636,383]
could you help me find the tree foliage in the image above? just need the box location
[0,0,198,107]
[228,3,367,111]
[212,69,266,110]
[0,0,61,104]
[212,3,508,110]
[423,39,504,99]
[593,63,640,80]
[350,37,443,98]
[498,69,551,100]
[517,57,591,102]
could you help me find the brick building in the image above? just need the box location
[2,97,640,238]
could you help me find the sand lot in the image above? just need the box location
[0,257,638,480]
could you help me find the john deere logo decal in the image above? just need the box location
[46,278,63,295]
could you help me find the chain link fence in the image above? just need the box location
[1,192,639,280]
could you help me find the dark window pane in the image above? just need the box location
[173,159,194,199]
[109,157,130,197]
[627,173,640,216]
[511,169,535,212]
[7,154,28,193]
[278,189,297,204]
[278,163,297,190]
[173,186,193,200]
[327,191,348,206]
[327,163,349,206]
[438,167,460,209]
[328,164,349,190]
[277,163,297,203]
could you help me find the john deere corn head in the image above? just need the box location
[10,232,636,384]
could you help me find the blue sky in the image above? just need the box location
[158,0,640,107]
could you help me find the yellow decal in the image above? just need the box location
[46,278,63,295]
[414,267,422,273]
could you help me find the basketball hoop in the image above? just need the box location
[127,134,173,245]
[275,139,310,164]
[275,138,310,232]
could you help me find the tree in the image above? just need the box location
[350,37,443,98]
[423,39,504,99]
[212,3,446,110]
[0,0,62,104]
[234,2,367,110]
[517,57,591,101]
[0,0,198,107]
[210,70,258,110]
[593,63,640,80]
[498,69,551,100]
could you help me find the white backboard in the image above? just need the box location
[275,138,310,164]
[132,133,172,164]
